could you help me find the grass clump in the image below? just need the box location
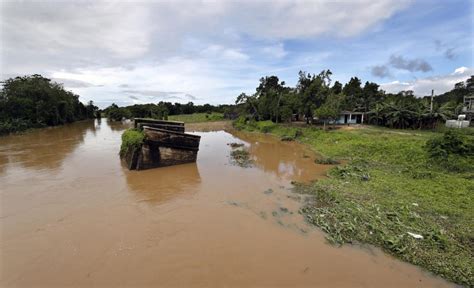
[230,148,253,167]
[242,121,473,286]
[120,128,145,157]
[315,157,340,165]
[228,142,244,148]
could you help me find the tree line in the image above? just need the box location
[0,75,98,135]
[235,70,473,129]
[2,72,472,135]
[103,102,233,121]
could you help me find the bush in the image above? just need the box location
[425,130,473,158]
[425,130,474,172]
[0,119,33,135]
[120,129,145,157]
[232,116,247,130]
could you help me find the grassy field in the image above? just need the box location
[168,112,224,123]
[236,120,473,286]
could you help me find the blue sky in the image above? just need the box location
[1,0,473,108]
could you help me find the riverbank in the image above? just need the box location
[236,121,473,286]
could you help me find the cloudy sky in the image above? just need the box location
[1,0,473,108]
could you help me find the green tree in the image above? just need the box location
[314,93,343,129]
[0,75,93,134]
[342,77,363,111]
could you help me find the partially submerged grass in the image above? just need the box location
[230,148,253,168]
[169,112,224,123]
[228,142,244,148]
[237,120,474,286]
[120,128,145,157]
[315,157,340,165]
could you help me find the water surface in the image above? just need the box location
[0,120,451,287]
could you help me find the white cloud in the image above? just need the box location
[232,0,412,39]
[50,56,258,107]
[1,0,438,107]
[453,66,469,75]
[1,0,412,74]
[380,67,473,96]
[261,43,288,59]
[200,45,249,61]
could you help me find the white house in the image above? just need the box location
[333,111,365,124]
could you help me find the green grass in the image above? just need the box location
[237,121,474,286]
[120,128,145,157]
[168,112,224,123]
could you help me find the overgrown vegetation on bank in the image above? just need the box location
[169,112,224,123]
[0,75,98,135]
[120,129,145,157]
[236,120,473,286]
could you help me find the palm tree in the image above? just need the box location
[429,102,455,129]
[412,100,430,129]
[369,102,387,126]
[385,101,415,129]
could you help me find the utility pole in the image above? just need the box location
[430,89,434,114]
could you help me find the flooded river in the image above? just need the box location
[0,120,451,287]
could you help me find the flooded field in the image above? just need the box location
[0,120,452,287]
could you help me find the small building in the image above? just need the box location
[462,95,474,122]
[463,95,474,112]
[334,111,365,124]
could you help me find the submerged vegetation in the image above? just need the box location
[120,129,145,158]
[236,121,473,286]
[230,147,253,168]
[314,157,340,165]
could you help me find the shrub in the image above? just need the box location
[0,119,33,135]
[425,130,473,158]
[120,129,145,157]
[232,116,247,130]
[425,130,474,172]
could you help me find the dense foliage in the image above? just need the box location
[0,75,97,135]
[236,71,474,129]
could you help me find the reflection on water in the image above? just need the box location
[125,163,201,205]
[0,120,451,287]
[232,130,326,182]
[0,120,96,171]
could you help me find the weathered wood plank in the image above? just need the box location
[136,123,185,132]
[136,142,198,170]
[134,118,184,129]
[143,127,200,149]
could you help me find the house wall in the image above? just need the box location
[334,115,358,124]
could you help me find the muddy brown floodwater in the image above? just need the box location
[0,120,452,287]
